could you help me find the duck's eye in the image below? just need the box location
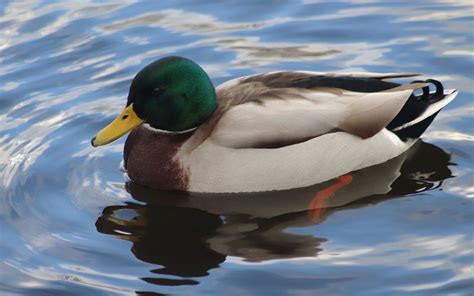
[152,87,161,96]
[122,115,129,120]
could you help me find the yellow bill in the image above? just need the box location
[91,103,143,147]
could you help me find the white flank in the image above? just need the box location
[182,129,414,193]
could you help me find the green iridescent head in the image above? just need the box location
[91,56,217,146]
[129,56,217,131]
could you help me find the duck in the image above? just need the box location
[91,56,457,193]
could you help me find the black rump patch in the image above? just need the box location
[388,79,446,140]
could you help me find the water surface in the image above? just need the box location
[1,1,473,295]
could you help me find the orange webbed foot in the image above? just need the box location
[308,175,353,222]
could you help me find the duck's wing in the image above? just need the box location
[193,71,427,149]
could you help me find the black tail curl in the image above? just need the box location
[387,79,445,141]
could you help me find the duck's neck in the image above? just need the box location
[142,123,198,134]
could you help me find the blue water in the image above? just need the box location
[1,1,473,295]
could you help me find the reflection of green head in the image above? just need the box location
[127,56,217,131]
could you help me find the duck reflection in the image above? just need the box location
[95,140,453,286]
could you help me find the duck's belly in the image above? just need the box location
[183,129,414,193]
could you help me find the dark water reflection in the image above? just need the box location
[1,0,473,295]
[96,141,454,288]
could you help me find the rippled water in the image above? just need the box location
[1,1,473,295]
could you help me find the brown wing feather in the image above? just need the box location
[183,72,424,151]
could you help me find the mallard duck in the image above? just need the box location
[91,56,457,193]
